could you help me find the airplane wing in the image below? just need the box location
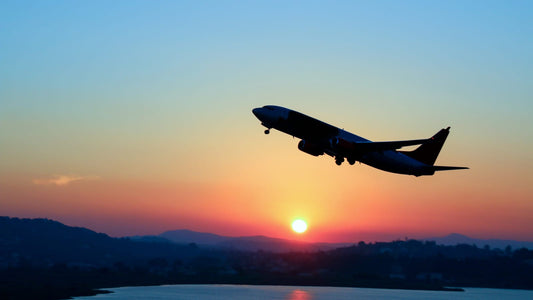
[351,138,430,152]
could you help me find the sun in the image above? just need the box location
[291,219,307,234]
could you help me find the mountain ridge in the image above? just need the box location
[2,216,531,252]
[130,229,533,251]
[424,232,533,250]
[2,215,533,298]
[153,229,350,252]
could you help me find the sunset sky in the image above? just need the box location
[1,1,532,243]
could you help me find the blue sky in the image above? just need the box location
[1,1,532,240]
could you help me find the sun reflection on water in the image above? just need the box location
[286,289,312,300]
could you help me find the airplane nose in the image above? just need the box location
[252,108,264,119]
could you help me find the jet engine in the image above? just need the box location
[298,140,324,156]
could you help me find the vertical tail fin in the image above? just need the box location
[400,127,450,166]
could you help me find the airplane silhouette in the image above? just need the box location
[253,105,468,176]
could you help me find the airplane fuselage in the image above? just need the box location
[252,105,466,176]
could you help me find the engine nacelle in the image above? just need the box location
[298,140,324,156]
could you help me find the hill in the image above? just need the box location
[0,217,201,268]
[1,216,532,299]
[157,229,349,252]
[143,230,533,252]
[424,233,533,250]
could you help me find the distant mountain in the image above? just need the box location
[424,233,533,250]
[0,216,203,268]
[155,229,350,252]
[0,216,115,264]
[3,215,531,260]
[2,216,533,296]
[128,235,173,243]
[153,230,533,252]
[217,235,315,252]
[160,229,230,245]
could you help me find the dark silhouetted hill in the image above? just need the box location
[425,233,533,250]
[155,229,349,252]
[160,229,230,245]
[1,216,533,300]
[0,217,202,268]
[155,230,533,252]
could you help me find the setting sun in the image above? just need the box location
[291,219,307,234]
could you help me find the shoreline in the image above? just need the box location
[79,282,463,299]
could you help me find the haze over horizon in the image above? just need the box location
[1,1,532,243]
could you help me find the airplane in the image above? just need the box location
[252,105,468,176]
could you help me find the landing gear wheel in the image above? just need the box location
[335,157,344,166]
[264,129,270,134]
[348,158,356,165]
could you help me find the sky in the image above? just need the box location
[1,0,532,243]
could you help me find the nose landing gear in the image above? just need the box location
[264,129,270,134]
[335,156,344,166]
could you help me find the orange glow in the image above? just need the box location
[1,126,532,243]
[2,163,532,243]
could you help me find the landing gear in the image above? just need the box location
[335,156,344,166]
[348,158,356,165]
[264,129,270,134]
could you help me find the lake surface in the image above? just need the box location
[75,284,533,300]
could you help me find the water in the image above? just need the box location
[75,284,533,300]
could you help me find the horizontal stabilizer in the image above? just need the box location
[433,166,469,171]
